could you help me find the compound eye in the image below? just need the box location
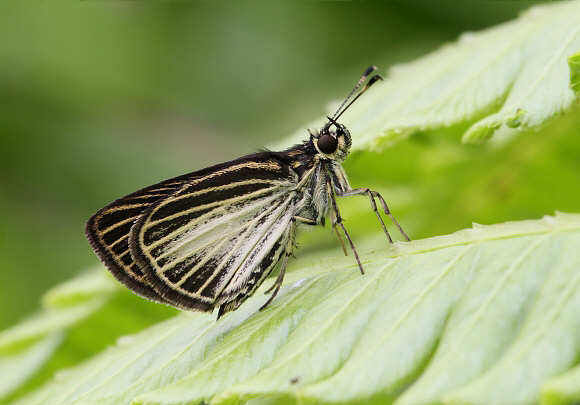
[317,134,338,154]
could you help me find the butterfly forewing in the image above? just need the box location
[128,155,298,312]
[85,176,200,303]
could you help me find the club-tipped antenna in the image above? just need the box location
[332,74,383,122]
[324,66,383,130]
[330,66,377,121]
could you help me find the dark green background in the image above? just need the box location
[0,2,556,331]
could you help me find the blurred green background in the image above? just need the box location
[3,1,574,332]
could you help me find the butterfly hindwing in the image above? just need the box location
[129,154,299,313]
[215,213,292,317]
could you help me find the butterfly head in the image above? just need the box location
[312,66,383,163]
[313,117,352,162]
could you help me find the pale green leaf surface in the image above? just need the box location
[41,268,117,309]
[0,304,102,355]
[0,269,179,404]
[541,363,580,405]
[0,270,114,355]
[0,333,63,401]
[0,270,116,401]
[399,229,580,405]
[9,213,580,405]
[276,1,580,150]
[444,245,580,405]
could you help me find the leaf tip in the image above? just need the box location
[505,109,526,128]
[462,123,498,144]
[463,109,528,143]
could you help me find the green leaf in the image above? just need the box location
[277,1,580,150]
[7,213,580,405]
[0,270,115,356]
[0,270,177,404]
[0,270,114,402]
[0,334,62,402]
[541,363,580,405]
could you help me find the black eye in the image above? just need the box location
[317,134,338,154]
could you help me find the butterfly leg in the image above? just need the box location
[327,178,365,274]
[337,188,410,242]
[334,226,349,256]
[259,251,291,311]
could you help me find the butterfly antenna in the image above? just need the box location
[324,66,383,129]
[333,74,383,122]
[331,66,377,119]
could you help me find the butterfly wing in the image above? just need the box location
[85,174,199,303]
[129,155,299,313]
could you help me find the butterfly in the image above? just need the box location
[85,66,409,319]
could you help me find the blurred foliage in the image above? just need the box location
[0,1,562,334]
[1,2,580,403]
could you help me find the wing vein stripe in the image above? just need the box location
[150,190,286,259]
[197,193,295,298]
[172,197,285,288]
[144,186,282,249]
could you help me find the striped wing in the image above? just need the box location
[130,157,298,313]
[86,163,265,302]
[85,176,192,304]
